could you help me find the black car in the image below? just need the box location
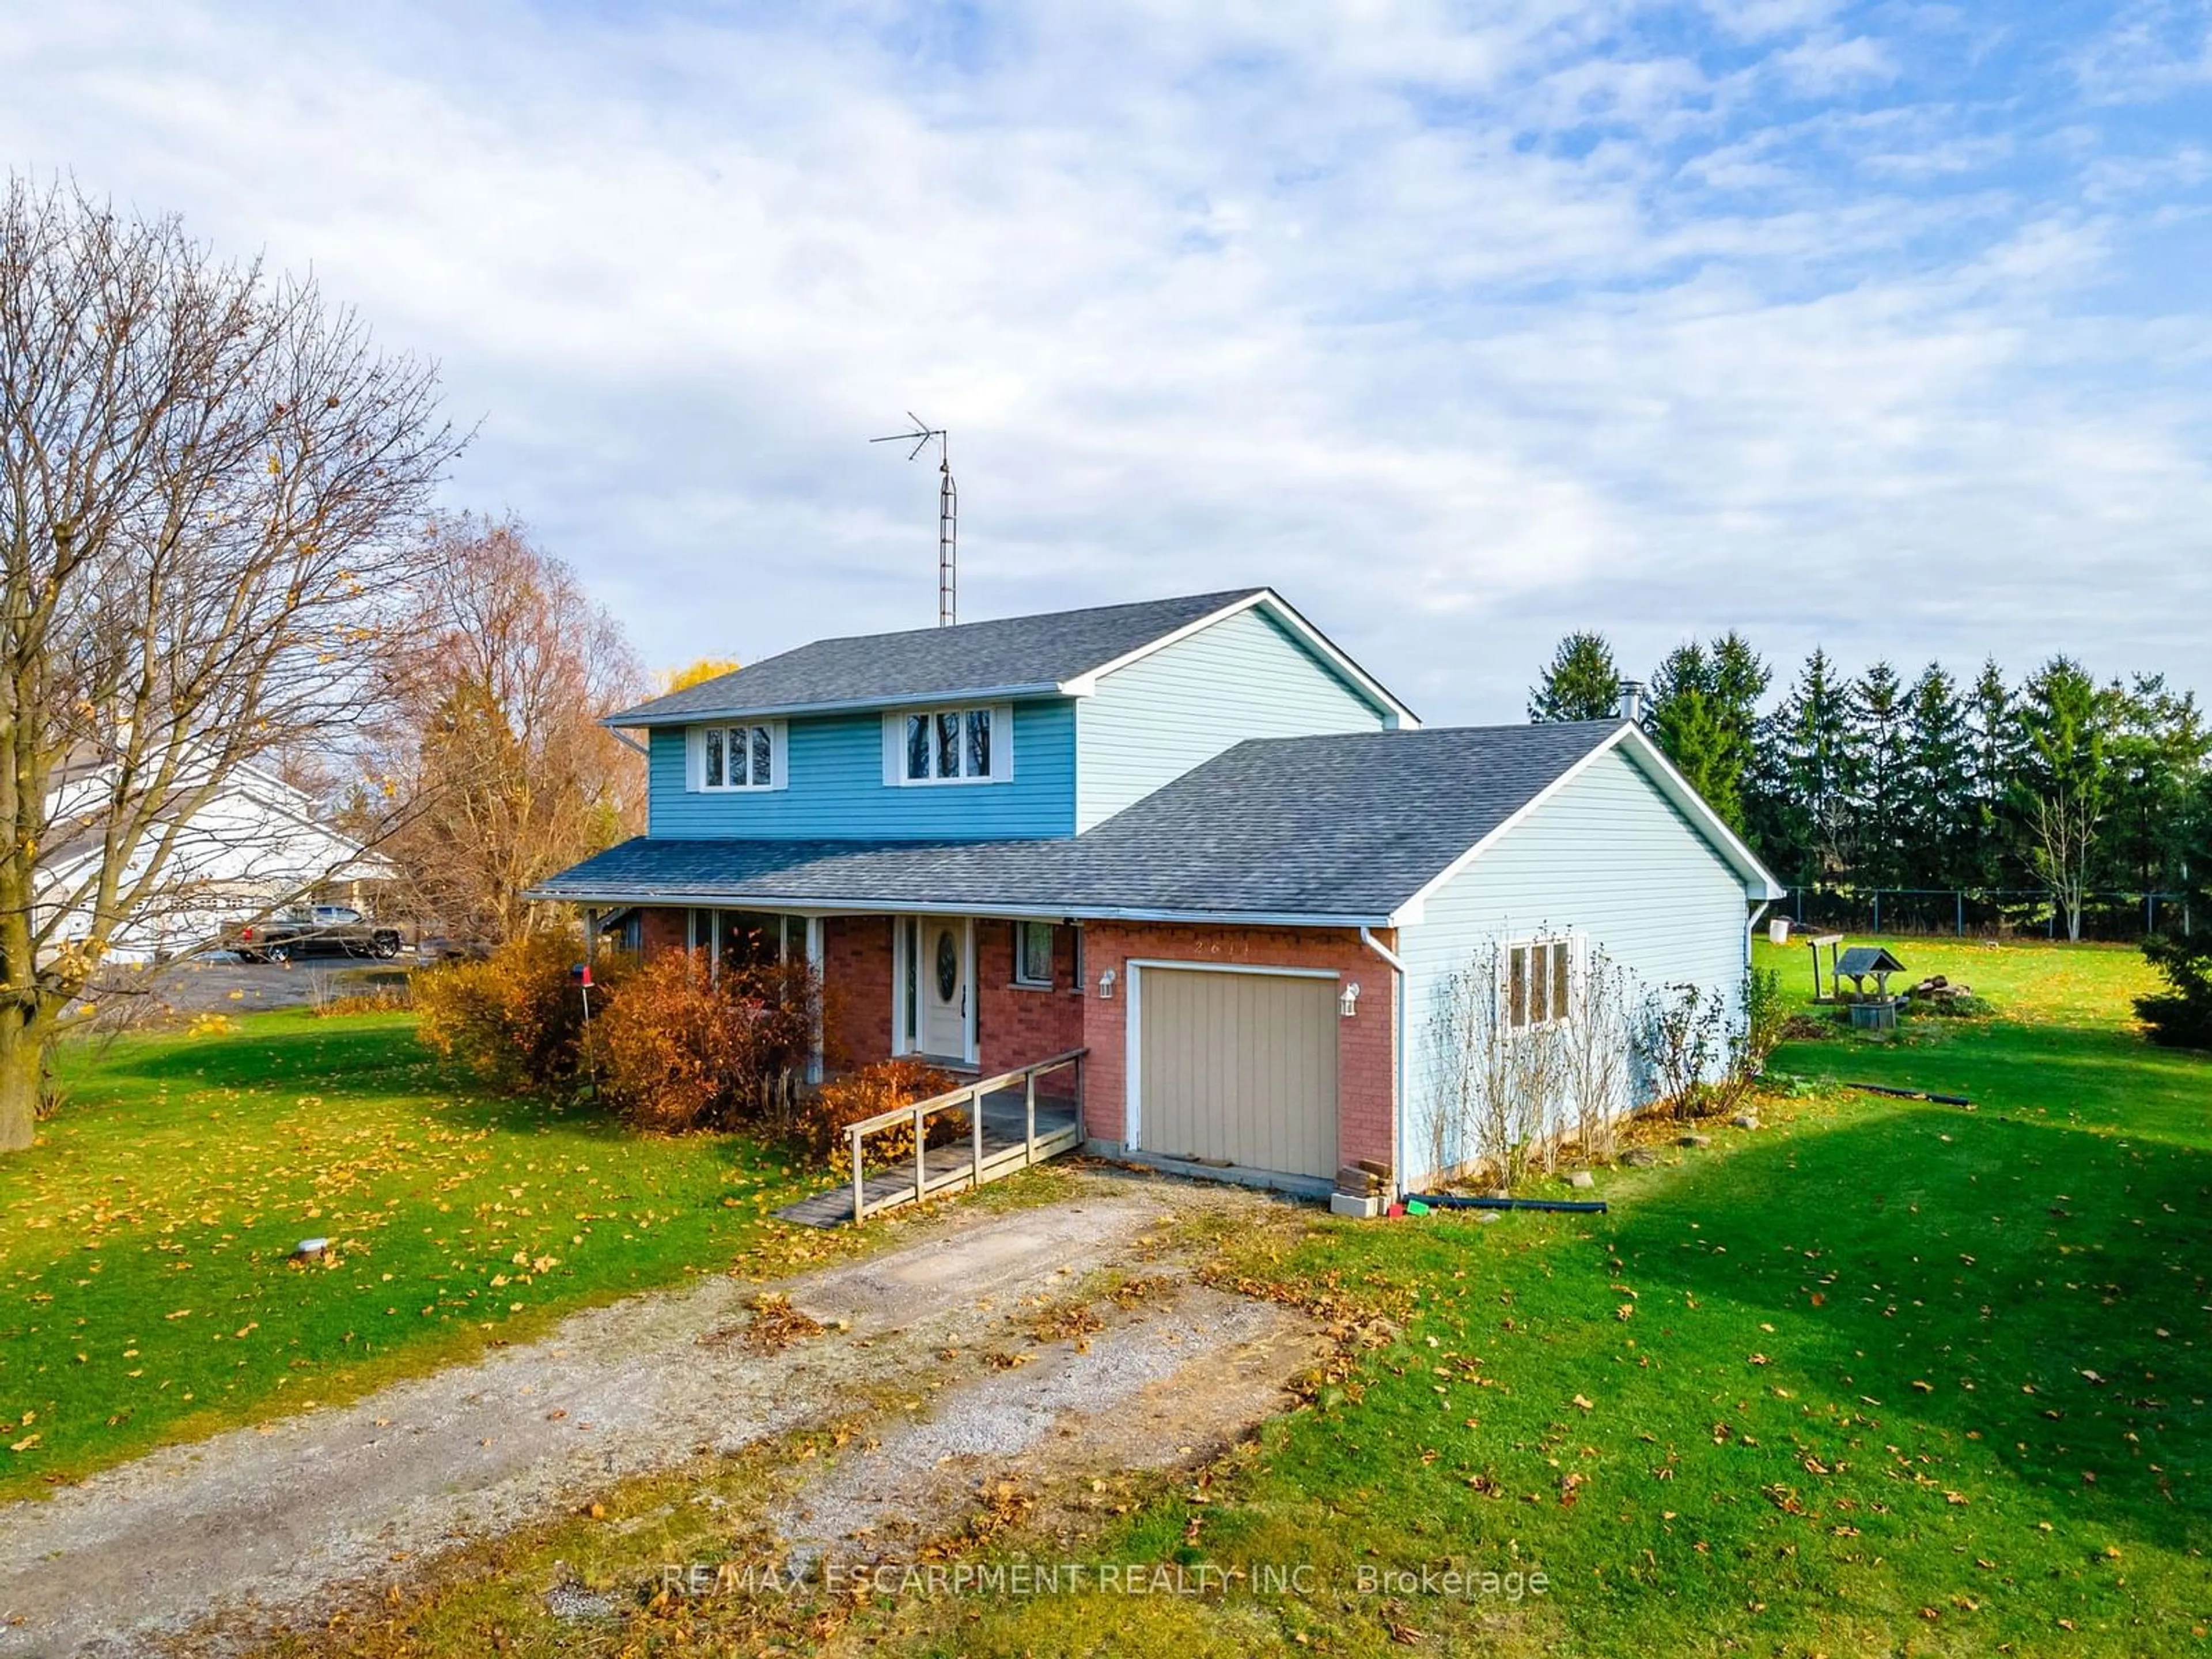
[225,905,402,964]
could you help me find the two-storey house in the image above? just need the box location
[535,589,1782,1198]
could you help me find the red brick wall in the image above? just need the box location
[974,921,1085,1074]
[823,915,894,1069]
[1078,922,1397,1177]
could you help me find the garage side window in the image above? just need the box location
[1505,937,1574,1033]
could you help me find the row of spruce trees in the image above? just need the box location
[1527,631,2212,1047]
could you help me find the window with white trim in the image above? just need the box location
[882,704,1012,785]
[1014,921,1055,988]
[688,722,783,791]
[1505,937,1574,1033]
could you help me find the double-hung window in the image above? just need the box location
[1505,937,1575,1033]
[883,704,1012,786]
[1014,921,1055,988]
[690,722,783,791]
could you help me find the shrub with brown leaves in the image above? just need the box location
[415,932,626,1094]
[596,951,823,1132]
[800,1056,961,1174]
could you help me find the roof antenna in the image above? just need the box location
[870,412,956,626]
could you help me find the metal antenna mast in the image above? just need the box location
[870,412,956,626]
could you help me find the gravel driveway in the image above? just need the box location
[0,1178,1316,1657]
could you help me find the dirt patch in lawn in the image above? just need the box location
[0,1173,1320,1658]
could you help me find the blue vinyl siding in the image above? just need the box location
[1396,745,1752,1185]
[1074,606,1391,830]
[647,699,1077,840]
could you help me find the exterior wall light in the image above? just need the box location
[1340,981,1361,1017]
[1098,968,1116,999]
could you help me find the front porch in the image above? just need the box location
[605,904,1089,1079]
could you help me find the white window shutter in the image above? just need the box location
[769,722,790,791]
[683,726,702,792]
[989,704,1014,782]
[882,713,903,786]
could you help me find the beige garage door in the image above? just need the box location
[1137,968,1339,1179]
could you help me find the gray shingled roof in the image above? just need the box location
[533,722,1626,922]
[611,589,1271,725]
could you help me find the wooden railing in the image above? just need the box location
[846,1047,1086,1224]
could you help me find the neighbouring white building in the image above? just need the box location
[38,762,395,964]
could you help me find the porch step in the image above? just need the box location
[774,1093,1080,1229]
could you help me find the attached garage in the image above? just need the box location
[1130,964,1340,1181]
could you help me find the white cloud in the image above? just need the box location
[0,0,2206,720]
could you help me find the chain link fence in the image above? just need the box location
[1777,886,2194,942]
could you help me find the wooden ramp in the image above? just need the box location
[776,1051,1084,1229]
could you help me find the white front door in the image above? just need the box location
[918,918,969,1059]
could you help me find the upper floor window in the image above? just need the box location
[687,722,784,792]
[1506,937,1574,1033]
[882,704,1013,786]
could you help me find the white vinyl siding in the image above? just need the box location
[1074,606,1393,830]
[1397,744,1752,1185]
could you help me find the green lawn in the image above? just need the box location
[0,1012,825,1500]
[13,946,2211,1657]
[907,938,2212,1656]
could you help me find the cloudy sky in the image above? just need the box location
[5,1,2209,722]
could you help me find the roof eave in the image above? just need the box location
[603,682,1070,729]
[524,884,1392,930]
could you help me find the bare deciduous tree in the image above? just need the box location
[1563,946,1631,1162]
[0,176,460,1151]
[370,515,645,944]
[1422,938,1575,1188]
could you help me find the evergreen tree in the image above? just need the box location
[1965,659,2016,891]
[1528,632,1623,723]
[1900,664,1974,891]
[2101,675,2207,899]
[1651,642,1740,829]
[1710,630,1771,809]
[1647,636,1767,834]
[2138,769,2212,1046]
[1761,648,1857,889]
[2013,657,2108,942]
[1851,661,1910,891]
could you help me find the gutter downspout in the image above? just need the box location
[1746,900,1772,970]
[1360,926,1406,1205]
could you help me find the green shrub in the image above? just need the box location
[2138,934,2212,1050]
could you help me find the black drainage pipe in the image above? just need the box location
[1846,1082,1972,1107]
[1417,1192,1608,1215]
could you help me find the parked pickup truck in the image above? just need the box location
[224,906,403,963]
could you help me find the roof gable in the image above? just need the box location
[612,589,1270,726]
[1392,723,1785,921]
